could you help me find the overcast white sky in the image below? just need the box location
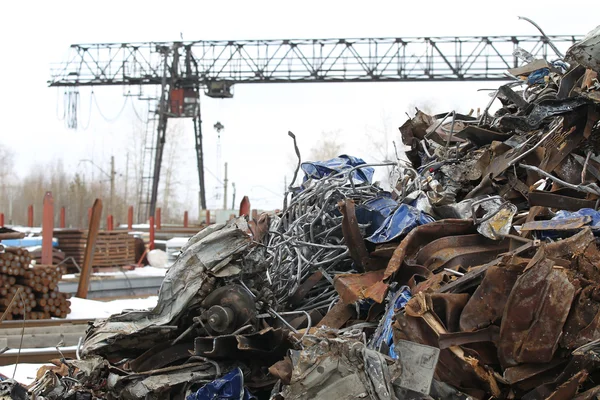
[0,0,597,216]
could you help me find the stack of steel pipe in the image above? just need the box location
[0,248,71,320]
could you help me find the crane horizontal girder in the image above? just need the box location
[49,35,582,87]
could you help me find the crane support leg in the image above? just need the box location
[194,108,207,210]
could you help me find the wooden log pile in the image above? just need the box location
[55,229,136,271]
[0,248,70,320]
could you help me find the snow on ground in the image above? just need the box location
[62,266,167,281]
[67,296,158,319]
[0,363,47,385]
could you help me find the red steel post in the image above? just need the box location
[60,207,66,228]
[205,210,211,225]
[0,213,4,227]
[107,215,114,231]
[127,206,134,231]
[183,211,189,228]
[149,216,155,250]
[41,192,54,265]
[27,205,34,227]
[156,207,162,230]
[239,196,250,216]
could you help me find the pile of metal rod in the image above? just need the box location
[266,165,387,312]
[0,248,71,320]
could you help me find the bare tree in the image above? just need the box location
[309,130,344,161]
[160,120,185,223]
[0,144,15,222]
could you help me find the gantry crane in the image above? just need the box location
[48,34,580,220]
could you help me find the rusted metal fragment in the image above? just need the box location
[460,263,525,332]
[528,189,597,211]
[438,326,500,350]
[573,385,600,400]
[545,227,600,281]
[521,215,592,231]
[562,285,600,350]
[394,313,489,395]
[455,125,509,147]
[318,301,353,329]
[268,357,293,385]
[499,251,576,367]
[338,199,384,272]
[415,234,502,266]
[385,219,476,280]
[524,340,600,400]
[429,293,470,333]
[412,271,451,294]
[422,241,509,272]
[396,263,433,287]
[504,359,567,385]
[370,243,399,259]
[333,269,387,304]
[546,370,588,400]
[404,292,501,396]
[438,264,490,294]
[288,271,323,306]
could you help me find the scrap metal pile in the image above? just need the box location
[18,25,600,400]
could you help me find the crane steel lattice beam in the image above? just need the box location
[49,34,581,221]
[49,35,581,88]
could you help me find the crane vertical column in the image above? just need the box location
[193,107,207,210]
[149,46,173,219]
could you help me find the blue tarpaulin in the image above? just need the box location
[366,203,434,244]
[355,193,398,237]
[527,68,550,85]
[187,368,256,400]
[301,155,374,184]
[537,208,600,238]
[370,286,412,359]
[553,208,600,228]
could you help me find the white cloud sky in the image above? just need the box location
[0,0,597,216]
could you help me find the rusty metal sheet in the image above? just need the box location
[394,313,488,394]
[562,286,600,350]
[528,190,597,211]
[545,227,600,282]
[414,234,499,266]
[429,293,470,333]
[520,215,592,231]
[318,301,353,329]
[338,199,384,272]
[504,359,567,385]
[573,385,600,400]
[403,292,501,396]
[268,357,293,385]
[423,242,509,272]
[499,253,576,367]
[460,263,525,332]
[385,219,477,280]
[334,269,387,304]
[546,370,588,400]
[438,326,499,349]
